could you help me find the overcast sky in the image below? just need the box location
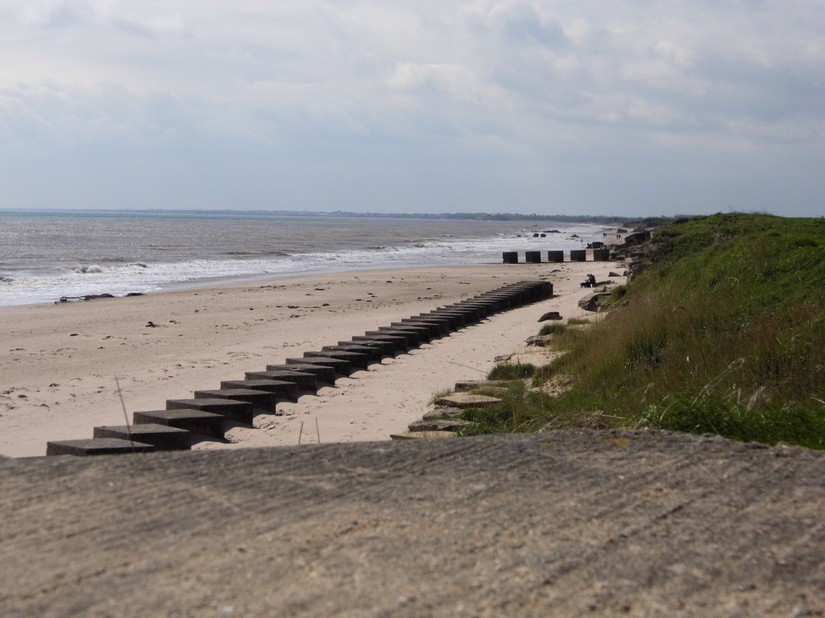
[1,1,823,217]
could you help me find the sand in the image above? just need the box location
[0,261,623,457]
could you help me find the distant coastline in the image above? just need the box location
[0,207,670,228]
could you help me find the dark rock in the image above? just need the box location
[538,311,562,322]
[526,335,553,347]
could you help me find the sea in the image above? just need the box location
[0,210,606,307]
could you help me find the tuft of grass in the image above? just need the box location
[488,362,536,380]
[429,388,454,405]
[458,381,553,435]
[610,285,629,303]
[642,392,825,451]
[538,323,567,336]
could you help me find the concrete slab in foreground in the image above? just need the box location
[2,430,824,617]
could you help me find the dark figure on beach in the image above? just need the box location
[581,273,597,288]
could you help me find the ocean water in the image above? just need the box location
[0,211,604,307]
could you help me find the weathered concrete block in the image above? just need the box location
[266,363,337,384]
[449,303,493,319]
[592,248,610,261]
[166,398,255,425]
[322,344,385,362]
[525,250,542,263]
[285,357,353,376]
[396,320,443,338]
[408,419,475,432]
[245,369,317,390]
[502,251,519,264]
[220,379,300,401]
[430,308,475,325]
[304,349,371,369]
[374,327,423,346]
[434,393,503,409]
[418,311,464,330]
[422,407,466,420]
[340,338,398,357]
[352,334,409,353]
[133,409,225,439]
[570,249,587,262]
[194,388,278,412]
[368,329,420,347]
[389,431,456,440]
[93,424,191,451]
[454,380,511,391]
[387,323,434,342]
[46,438,154,457]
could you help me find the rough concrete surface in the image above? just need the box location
[2,430,824,617]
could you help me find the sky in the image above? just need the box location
[0,1,823,217]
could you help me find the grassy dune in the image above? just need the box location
[469,213,825,449]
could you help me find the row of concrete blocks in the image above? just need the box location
[46,280,554,456]
[502,249,611,264]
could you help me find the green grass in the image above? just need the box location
[538,323,567,336]
[487,363,537,380]
[477,213,825,450]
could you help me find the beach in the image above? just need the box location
[0,261,620,457]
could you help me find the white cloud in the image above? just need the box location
[0,0,823,215]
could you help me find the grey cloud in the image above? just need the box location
[0,0,823,215]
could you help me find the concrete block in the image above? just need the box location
[351,334,409,353]
[418,311,464,330]
[434,393,503,409]
[453,301,496,316]
[194,388,278,412]
[47,438,154,456]
[221,379,300,401]
[304,349,371,369]
[389,431,456,440]
[454,380,511,391]
[525,250,542,263]
[547,250,565,263]
[439,306,482,322]
[570,249,587,262]
[321,344,385,362]
[502,251,519,264]
[133,409,225,439]
[384,324,432,343]
[395,320,443,338]
[166,398,255,425]
[401,317,451,336]
[93,424,191,451]
[422,407,466,420]
[408,419,475,432]
[266,363,337,384]
[340,338,398,357]
[245,369,317,391]
[285,357,353,376]
[368,329,421,347]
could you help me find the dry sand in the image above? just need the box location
[0,261,622,457]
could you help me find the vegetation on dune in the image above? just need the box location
[468,213,825,449]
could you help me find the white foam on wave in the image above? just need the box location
[1,225,602,307]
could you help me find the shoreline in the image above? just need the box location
[0,261,622,457]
